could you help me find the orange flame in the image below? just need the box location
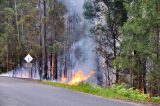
[61,75,67,83]
[60,70,95,85]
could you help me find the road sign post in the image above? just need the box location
[24,54,33,79]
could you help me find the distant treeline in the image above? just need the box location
[0,0,66,80]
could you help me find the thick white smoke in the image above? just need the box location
[60,0,98,83]
[59,0,85,14]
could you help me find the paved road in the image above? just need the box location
[0,77,142,106]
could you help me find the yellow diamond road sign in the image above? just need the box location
[24,54,33,63]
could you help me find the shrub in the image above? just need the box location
[151,97,160,103]
[42,81,158,104]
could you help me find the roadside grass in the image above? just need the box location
[151,97,160,103]
[42,81,160,104]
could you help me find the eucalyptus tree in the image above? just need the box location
[0,0,17,73]
[114,0,160,96]
[46,0,66,80]
[84,0,127,84]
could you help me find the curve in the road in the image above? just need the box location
[0,77,143,106]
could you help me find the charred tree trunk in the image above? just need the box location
[50,50,53,80]
[52,50,55,80]
[54,53,58,80]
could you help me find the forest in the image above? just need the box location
[0,0,160,98]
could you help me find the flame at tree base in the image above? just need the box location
[61,70,95,85]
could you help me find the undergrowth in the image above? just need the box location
[42,81,160,104]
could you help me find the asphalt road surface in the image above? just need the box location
[0,77,143,106]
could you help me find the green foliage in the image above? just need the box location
[110,84,148,101]
[49,42,63,54]
[83,0,98,19]
[3,7,14,17]
[0,0,66,73]
[42,81,153,102]
[151,97,160,103]
[113,0,160,93]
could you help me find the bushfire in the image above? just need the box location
[61,70,95,85]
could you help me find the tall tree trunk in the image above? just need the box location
[51,51,57,80]
[54,53,58,80]
[39,0,47,79]
[50,51,53,80]
[156,26,160,96]
[129,68,133,87]
[6,41,9,72]
[142,59,147,94]
[107,65,111,86]
[114,36,119,83]
[113,25,118,83]
[44,0,48,80]
[21,9,24,40]
[155,0,160,96]
[14,0,20,42]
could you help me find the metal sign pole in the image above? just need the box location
[24,54,33,79]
